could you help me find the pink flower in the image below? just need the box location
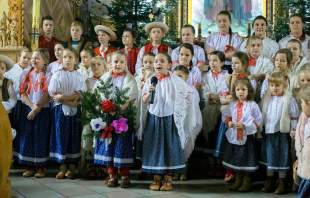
[111,118,128,134]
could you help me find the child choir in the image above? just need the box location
[2,10,310,197]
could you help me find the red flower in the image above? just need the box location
[100,126,114,139]
[100,99,116,113]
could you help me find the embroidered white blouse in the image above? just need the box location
[247,55,274,75]
[240,37,279,59]
[203,70,229,96]
[279,34,310,59]
[264,96,299,134]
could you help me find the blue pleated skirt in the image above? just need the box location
[10,100,23,129]
[298,179,310,198]
[94,131,134,168]
[50,104,82,164]
[222,135,258,172]
[261,132,290,171]
[13,103,50,166]
[142,113,185,174]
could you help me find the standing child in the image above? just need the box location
[135,22,171,73]
[49,48,86,179]
[94,25,117,59]
[65,21,92,57]
[261,72,299,194]
[177,43,202,87]
[80,56,108,178]
[246,35,274,81]
[47,43,64,79]
[93,51,138,188]
[135,53,155,92]
[120,28,140,75]
[261,49,293,98]
[15,48,51,178]
[138,53,202,191]
[222,78,262,192]
[0,61,16,113]
[78,49,93,81]
[295,86,310,197]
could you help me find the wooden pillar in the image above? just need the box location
[31,0,40,50]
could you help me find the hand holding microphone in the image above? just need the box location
[149,76,158,104]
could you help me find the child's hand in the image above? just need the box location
[228,121,234,128]
[290,130,296,139]
[148,85,155,93]
[27,106,41,120]
[256,132,263,139]
[53,94,63,102]
[236,122,244,129]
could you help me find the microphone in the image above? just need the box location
[150,76,158,104]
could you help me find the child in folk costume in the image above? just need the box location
[204,10,243,73]
[260,72,299,194]
[261,49,293,98]
[81,56,108,178]
[138,53,202,191]
[5,48,31,128]
[171,24,206,69]
[295,86,310,197]
[120,28,140,75]
[292,68,310,99]
[287,39,310,90]
[177,43,202,87]
[240,15,279,59]
[49,49,86,179]
[78,49,94,81]
[135,22,171,73]
[246,35,274,82]
[94,25,117,59]
[47,43,64,79]
[135,52,155,92]
[15,49,51,178]
[0,61,16,113]
[94,51,138,188]
[222,78,262,192]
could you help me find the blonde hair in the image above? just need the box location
[246,35,262,47]
[33,48,50,65]
[91,56,107,71]
[268,71,288,88]
[298,86,310,102]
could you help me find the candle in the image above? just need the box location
[31,0,41,50]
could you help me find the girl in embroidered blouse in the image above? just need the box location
[222,78,262,192]
[121,28,140,75]
[171,24,206,69]
[135,52,155,92]
[94,51,138,188]
[295,86,310,197]
[47,43,64,79]
[139,53,202,191]
[240,15,279,59]
[48,48,86,179]
[15,48,50,178]
[135,22,171,73]
[204,10,243,73]
[246,35,274,82]
[177,43,202,88]
[78,49,94,82]
[94,25,117,59]
[261,49,293,98]
[260,72,299,194]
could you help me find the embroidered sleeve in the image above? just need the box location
[243,102,263,134]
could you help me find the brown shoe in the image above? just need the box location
[274,179,286,194]
[149,175,162,191]
[160,175,173,191]
[65,170,75,179]
[229,174,242,191]
[262,176,275,192]
[56,171,65,179]
[22,169,35,177]
[107,177,118,187]
[120,176,131,188]
[34,168,45,178]
[238,175,252,192]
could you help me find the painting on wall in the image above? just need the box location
[189,0,267,37]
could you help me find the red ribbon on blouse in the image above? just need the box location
[248,55,257,67]
[236,101,244,141]
[111,71,126,78]
[156,73,170,80]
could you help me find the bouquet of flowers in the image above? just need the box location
[81,77,136,144]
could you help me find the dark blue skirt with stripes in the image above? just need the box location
[13,103,50,166]
[50,104,82,164]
